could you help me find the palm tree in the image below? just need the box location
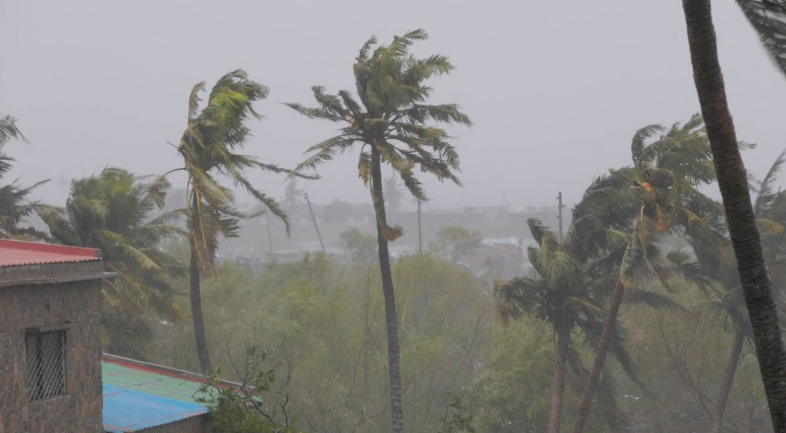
[496,219,667,433]
[170,70,302,374]
[573,117,723,433]
[384,174,404,213]
[286,30,471,433]
[0,114,49,241]
[283,178,305,213]
[673,150,786,432]
[681,0,786,429]
[37,168,184,358]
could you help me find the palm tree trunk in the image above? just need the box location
[682,1,786,431]
[549,324,569,433]
[370,147,405,433]
[712,327,745,433]
[572,279,624,433]
[190,244,212,374]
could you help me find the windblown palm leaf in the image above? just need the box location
[172,70,309,373]
[572,116,732,433]
[0,114,26,146]
[286,29,471,239]
[495,218,671,432]
[177,70,303,271]
[287,30,470,433]
[735,0,786,77]
[37,168,185,359]
[0,113,50,241]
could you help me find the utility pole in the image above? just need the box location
[264,212,274,254]
[417,199,423,253]
[557,191,564,242]
[305,193,326,253]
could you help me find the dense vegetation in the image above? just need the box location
[5,0,786,430]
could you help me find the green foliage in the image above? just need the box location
[619,299,770,431]
[437,397,475,433]
[470,319,556,433]
[339,227,377,264]
[158,253,489,433]
[197,347,298,433]
[429,226,482,263]
[174,70,304,271]
[287,29,471,239]
[37,167,184,358]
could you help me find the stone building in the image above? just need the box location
[0,238,218,433]
[0,239,105,433]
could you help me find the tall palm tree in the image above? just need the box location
[681,0,786,429]
[573,117,723,433]
[37,168,184,357]
[286,30,471,433]
[384,174,404,213]
[0,114,50,241]
[170,70,302,374]
[673,150,786,432]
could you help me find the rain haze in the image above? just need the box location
[2,0,785,210]
[6,2,786,433]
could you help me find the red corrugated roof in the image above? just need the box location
[0,239,100,267]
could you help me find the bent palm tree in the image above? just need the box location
[37,168,184,357]
[682,0,786,429]
[573,117,722,433]
[286,29,471,433]
[171,70,303,374]
[496,219,670,433]
[677,150,786,432]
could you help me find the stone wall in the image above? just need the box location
[138,415,210,433]
[0,279,103,433]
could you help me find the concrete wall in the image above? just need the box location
[0,279,103,433]
[139,415,210,433]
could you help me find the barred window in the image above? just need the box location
[25,330,66,401]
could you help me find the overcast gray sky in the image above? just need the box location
[2,0,785,212]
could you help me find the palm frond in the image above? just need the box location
[631,124,666,170]
[188,82,206,121]
[493,277,544,323]
[0,114,27,146]
[755,148,786,215]
[735,0,786,77]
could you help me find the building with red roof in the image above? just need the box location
[0,239,105,432]
[0,239,212,433]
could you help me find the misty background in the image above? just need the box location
[2,0,785,213]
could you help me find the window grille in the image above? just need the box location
[25,330,66,401]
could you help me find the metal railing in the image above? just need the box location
[26,330,66,401]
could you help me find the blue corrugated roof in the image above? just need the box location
[103,383,207,432]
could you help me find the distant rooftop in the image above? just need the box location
[102,354,209,432]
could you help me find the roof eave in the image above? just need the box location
[0,260,104,288]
